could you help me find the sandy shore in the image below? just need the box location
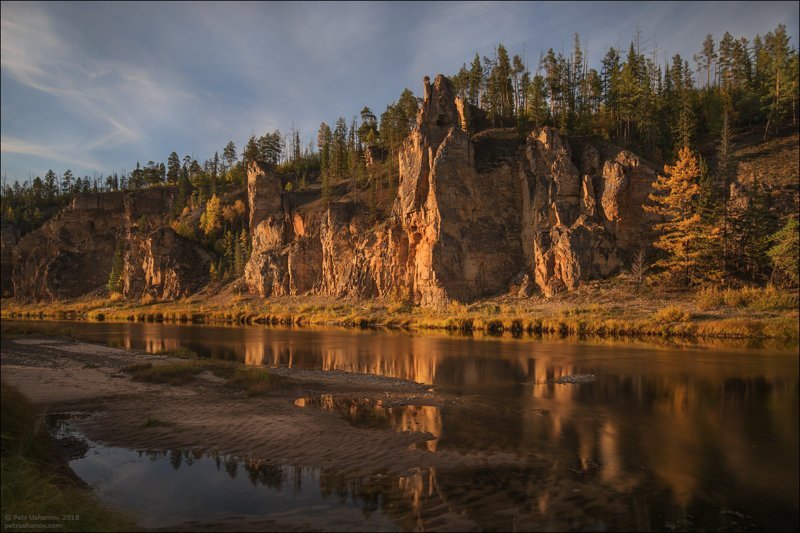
[1,337,520,479]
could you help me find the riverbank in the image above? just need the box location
[0,335,511,530]
[1,382,137,532]
[0,335,503,478]
[2,279,797,342]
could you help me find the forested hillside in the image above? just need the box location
[2,24,798,299]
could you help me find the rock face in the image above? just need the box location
[242,74,657,305]
[397,75,524,305]
[124,227,211,300]
[394,75,656,302]
[10,188,210,301]
[9,74,657,305]
[12,193,126,300]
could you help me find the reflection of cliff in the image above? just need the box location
[296,395,442,452]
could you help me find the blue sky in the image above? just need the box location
[2,1,798,182]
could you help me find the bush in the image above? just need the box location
[652,305,690,322]
[696,286,798,311]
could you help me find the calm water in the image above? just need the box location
[13,320,800,531]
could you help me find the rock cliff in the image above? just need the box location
[7,74,658,305]
[242,75,657,304]
[10,188,209,301]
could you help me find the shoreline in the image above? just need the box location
[2,283,798,343]
[0,336,504,477]
[0,336,460,531]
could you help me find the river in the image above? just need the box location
[8,320,799,531]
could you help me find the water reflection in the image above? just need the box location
[295,395,442,452]
[12,320,800,531]
[56,418,441,530]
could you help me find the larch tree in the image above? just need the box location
[645,146,719,285]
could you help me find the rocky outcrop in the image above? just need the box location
[241,74,657,305]
[243,161,407,299]
[11,193,126,300]
[394,75,655,302]
[9,74,657,305]
[11,187,210,302]
[124,227,211,300]
[397,76,524,305]
[243,160,292,297]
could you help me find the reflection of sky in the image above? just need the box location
[70,443,397,530]
[22,320,800,530]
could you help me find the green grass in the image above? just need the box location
[227,366,288,396]
[1,382,137,532]
[122,361,214,385]
[153,347,198,359]
[122,360,285,395]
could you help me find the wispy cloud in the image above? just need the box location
[1,136,105,170]
[1,1,798,180]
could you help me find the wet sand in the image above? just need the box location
[0,336,520,478]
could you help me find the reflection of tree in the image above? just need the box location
[224,456,238,479]
[169,449,182,470]
[243,459,285,489]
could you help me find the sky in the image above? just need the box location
[2,1,798,182]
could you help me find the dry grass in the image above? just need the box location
[651,305,691,323]
[2,279,797,341]
[696,286,799,311]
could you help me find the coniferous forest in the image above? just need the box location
[2,24,798,289]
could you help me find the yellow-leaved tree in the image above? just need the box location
[199,194,222,237]
[644,146,720,286]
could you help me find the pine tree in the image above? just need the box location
[167,152,181,184]
[233,236,243,277]
[468,54,483,107]
[238,229,250,273]
[223,141,238,171]
[61,169,74,194]
[223,230,235,276]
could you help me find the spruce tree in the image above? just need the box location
[768,218,799,286]
[107,241,125,294]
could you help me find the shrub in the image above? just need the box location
[652,305,690,322]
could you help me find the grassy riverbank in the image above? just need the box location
[2,279,798,342]
[1,383,136,532]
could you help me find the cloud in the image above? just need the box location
[1,1,798,180]
[1,136,105,170]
